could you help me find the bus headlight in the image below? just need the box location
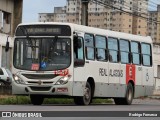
[13,75,25,84]
[55,75,71,85]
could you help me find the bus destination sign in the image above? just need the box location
[16,25,71,36]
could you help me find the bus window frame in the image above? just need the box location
[141,42,152,67]
[107,37,119,63]
[74,36,85,67]
[130,40,141,66]
[84,33,95,61]
[95,35,108,62]
[119,39,131,64]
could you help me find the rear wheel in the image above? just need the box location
[114,83,134,105]
[30,95,44,105]
[74,82,92,105]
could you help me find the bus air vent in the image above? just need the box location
[29,86,51,91]
[22,74,58,80]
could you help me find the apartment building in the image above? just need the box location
[0,0,23,69]
[39,0,148,36]
[39,6,67,23]
[148,5,160,43]
[132,0,148,36]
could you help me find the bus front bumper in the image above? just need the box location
[12,81,73,96]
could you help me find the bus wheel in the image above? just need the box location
[30,95,44,105]
[74,82,92,105]
[114,83,133,105]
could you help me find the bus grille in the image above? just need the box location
[22,74,58,80]
[27,81,54,84]
[29,86,51,91]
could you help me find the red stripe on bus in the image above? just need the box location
[126,64,135,84]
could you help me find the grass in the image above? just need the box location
[0,95,113,105]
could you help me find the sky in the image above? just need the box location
[22,0,66,23]
[22,0,160,23]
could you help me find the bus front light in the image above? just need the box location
[55,75,71,85]
[13,75,25,84]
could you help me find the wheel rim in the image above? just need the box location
[84,86,91,103]
[128,88,132,101]
[84,88,90,100]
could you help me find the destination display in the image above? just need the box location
[15,25,71,36]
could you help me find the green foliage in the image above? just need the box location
[0,96,113,105]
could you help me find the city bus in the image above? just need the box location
[11,22,154,105]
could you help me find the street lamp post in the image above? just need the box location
[81,0,89,26]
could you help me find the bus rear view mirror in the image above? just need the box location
[5,36,10,52]
[74,36,82,49]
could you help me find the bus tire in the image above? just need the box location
[114,83,133,105]
[30,95,44,105]
[74,82,92,105]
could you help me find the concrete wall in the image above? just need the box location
[12,0,23,36]
[0,0,23,36]
[0,33,13,70]
[153,44,160,90]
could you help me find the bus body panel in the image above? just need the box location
[12,22,154,101]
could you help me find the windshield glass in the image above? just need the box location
[13,38,71,71]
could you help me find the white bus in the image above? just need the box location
[11,22,154,105]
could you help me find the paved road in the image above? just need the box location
[0,98,160,111]
[0,98,160,120]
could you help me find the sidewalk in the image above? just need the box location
[149,90,160,99]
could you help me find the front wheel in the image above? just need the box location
[114,83,134,105]
[74,82,92,105]
[30,95,44,105]
[0,81,5,86]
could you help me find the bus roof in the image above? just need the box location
[17,22,152,43]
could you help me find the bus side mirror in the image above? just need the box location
[5,36,10,52]
[74,36,82,49]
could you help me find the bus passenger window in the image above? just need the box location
[141,43,152,66]
[84,33,95,60]
[95,35,107,61]
[108,37,118,63]
[119,39,130,64]
[131,41,141,65]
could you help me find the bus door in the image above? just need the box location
[84,34,109,97]
[108,37,120,97]
[73,35,86,96]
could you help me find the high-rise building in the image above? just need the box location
[39,6,67,23]
[38,0,148,36]
[148,5,160,43]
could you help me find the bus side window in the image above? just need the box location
[141,43,152,66]
[108,37,119,63]
[119,39,130,64]
[74,36,85,67]
[131,41,141,65]
[95,35,107,61]
[84,33,95,60]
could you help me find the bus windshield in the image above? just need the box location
[13,38,71,71]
